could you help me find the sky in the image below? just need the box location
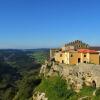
[0,0,100,49]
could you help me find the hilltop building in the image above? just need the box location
[50,40,89,58]
[50,40,100,65]
[65,40,89,50]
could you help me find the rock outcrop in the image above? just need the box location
[40,62,100,92]
[33,92,48,100]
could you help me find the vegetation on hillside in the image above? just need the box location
[31,49,49,64]
[13,72,41,100]
[35,75,100,100]
[0,62,20,100]
[36,76,76,100]
[0,49,49,100]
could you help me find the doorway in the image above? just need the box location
[78,58,81,63]
[62,60,64,63]
[92,80,96,88]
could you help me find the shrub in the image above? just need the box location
[37,76,76,100]
[95,88,100,96]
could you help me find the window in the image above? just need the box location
[84,61,86,63]
[84,55,86,57]
[60,54,62,57]
[79,45,81,48]
[78,58,81,63]
[62,60,64,63]
[71,54,73,57]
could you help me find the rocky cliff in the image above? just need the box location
[33,62,100,100]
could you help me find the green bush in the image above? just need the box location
[15,74,41,100]
[79,86,95,96]
[36,76,76,100]
[95,88,100,96]
[53,77,75,99]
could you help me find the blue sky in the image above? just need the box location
[0,0,100,49]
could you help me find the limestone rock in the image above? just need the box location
[33,92,48,100]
